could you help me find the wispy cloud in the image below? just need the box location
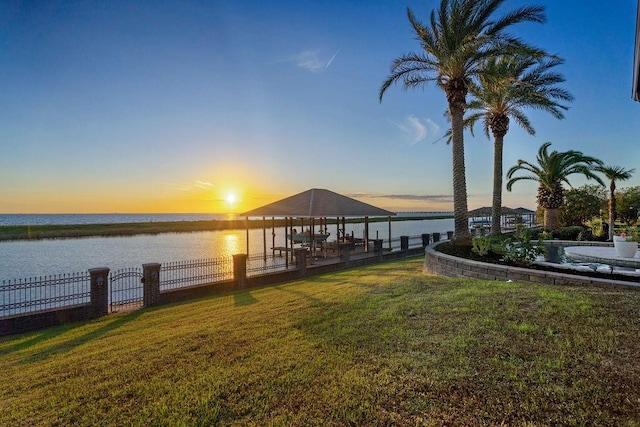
[167,181,216,192]
[194,181,215,190]
[290,48,341,73]
[392,115,441,146]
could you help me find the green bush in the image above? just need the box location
[471,236,492,256]
[556,226,586,240]
[501,229,546,266]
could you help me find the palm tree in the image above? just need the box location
[465,55,573,235]
[595,165,635,240]
[506,142,604,230]
[378,0,546,241]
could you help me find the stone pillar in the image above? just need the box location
[233,254,247,289]
[89,267,109,319]
[341,246,351,266]
[372,239,383,261]
[421,233,431,247]
[400,236,409,251]
[433,232,441,242]
[447,231,454,240]
[294,248,307,276]
[142,263,161,307]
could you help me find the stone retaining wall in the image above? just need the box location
[423,241,640,288]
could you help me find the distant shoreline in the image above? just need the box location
[0,215,454,241]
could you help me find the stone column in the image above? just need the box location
[341,245,351,266]
[142,263,161,307]
[294,248,307,276]
[400,236,409,252]
[372,239,384,261]
[433,232,441,242]
[447,231,454,240]
[421,233,431,248]
[233,254,247,289]
[89,267,109,318]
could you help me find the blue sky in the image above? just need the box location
[1,0,639,214]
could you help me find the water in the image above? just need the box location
[0,213,229,226]
[540,243,640,277]
[0,215,454,281]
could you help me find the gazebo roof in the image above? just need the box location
[241,188,396,218]
[468,206,525,216]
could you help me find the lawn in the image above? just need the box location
[2,257,640,425]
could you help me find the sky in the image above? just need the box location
[1,0,639,214]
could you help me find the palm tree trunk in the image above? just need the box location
[450,106,470,240]
[545,208,561,230]
[609,184,616,241]
[491,135,504,235]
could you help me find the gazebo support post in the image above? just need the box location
[262,217,267,262]
[271,217,275,257]
[245,216,249,254]
[364,217,369,252]
[388,216,392,251]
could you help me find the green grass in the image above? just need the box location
[2,257,640,425]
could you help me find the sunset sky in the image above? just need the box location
[1,0,639,214]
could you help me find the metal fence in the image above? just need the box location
[246,253,292,277]
[1,272,91,318]
[160,256,234,290]
[1,232,440,319]
[109,267,144,313]
[408,235,423,248]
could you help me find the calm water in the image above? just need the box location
[0,214,454,281]
[0,213,229,226]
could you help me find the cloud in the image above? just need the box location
[167,181,215,192]
[290,48,341,73]
[194,181,215,189]
[393,115,441,146]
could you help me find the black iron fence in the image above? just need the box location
[246,253,292,277]
[109,268,144,313]
[1,231,450,336]
[1,272,91,318]
[160,256,234,291]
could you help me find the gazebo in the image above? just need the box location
[468,206,536,232]
[240,188,396,259]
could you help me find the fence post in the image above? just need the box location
[233,254,247,289]
[372,239,384,261]
[421,233,431,247]
[142,263,161,307]
[294,248,307,276]
[400,236,409,252]
[89,267,109,318]
[341,246,351,266]
[447,231,454,240]
[433,232,441,242]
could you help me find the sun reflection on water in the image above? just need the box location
[222,232,241,255]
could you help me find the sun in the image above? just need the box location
[226,193,237,204]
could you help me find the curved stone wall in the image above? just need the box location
[423,241,639,288]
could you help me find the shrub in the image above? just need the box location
[556,226,586,241]
[471,236,491,256]
[501,229,546,266]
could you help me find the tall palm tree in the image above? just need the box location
[378,0,546,241]
[595,165,635,240]
[465,55,573,235]
[506,142,604,230]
